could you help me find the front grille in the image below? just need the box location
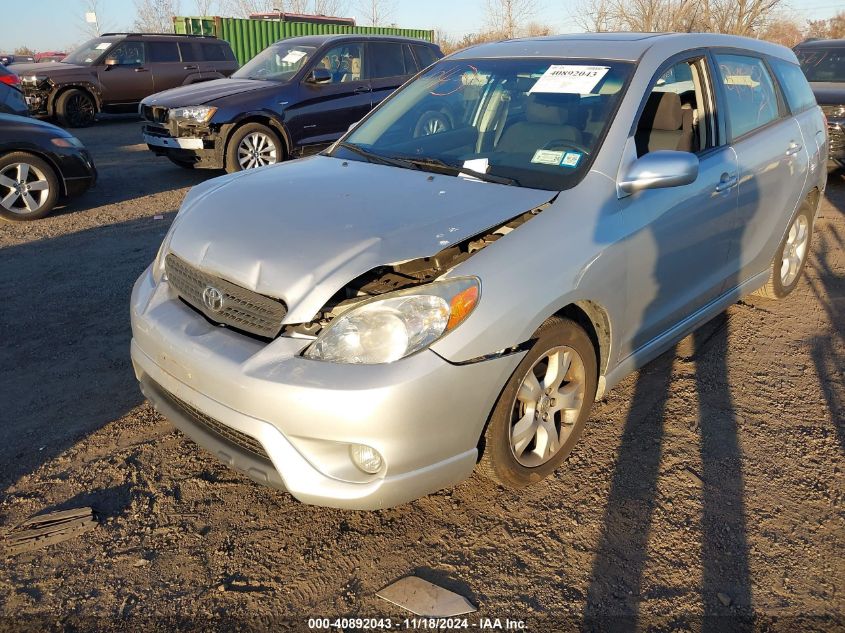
[142,104,169,123]
[829,124,844,155]
[158,386,271,462]
[165,254,287,339]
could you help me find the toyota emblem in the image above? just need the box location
[202,286,224,312]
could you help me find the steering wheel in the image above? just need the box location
[542,139,592,156]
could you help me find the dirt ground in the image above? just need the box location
[0,120,842,632]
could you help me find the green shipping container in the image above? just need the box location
[173,16,435,65]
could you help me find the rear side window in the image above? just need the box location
[368,42,408,79]
[178,42,199,62]
[714,53,780,139]
[413,45,438,69]
[202,42,229,62]
[771,58,817,113]
[149,41,179,63]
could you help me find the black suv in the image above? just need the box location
[794,38,845,170]
[139,35,442,171]
[14,33,238,127]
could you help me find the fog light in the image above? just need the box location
[350,444,383,474]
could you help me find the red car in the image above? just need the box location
[35,51,67,63]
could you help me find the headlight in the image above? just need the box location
[151,238,169,284]
[22,74,47,84]
[304,277,480,364]
[169,105,217,124]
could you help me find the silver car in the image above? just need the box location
[131,33,827,509]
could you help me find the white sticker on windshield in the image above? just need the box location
[531,149,565,165]
[95,42,112,50]
[460,158,489,180]
[281,50,307,63]
[528,65,610,95]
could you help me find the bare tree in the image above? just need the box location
[313,0,349,15]
[355,0,395,26]
[193,0,218,15]
[134,0,182,32]
[805,10,845,40]
[78,0,111,38]
[484,0,538,39]
[219,0,275,17]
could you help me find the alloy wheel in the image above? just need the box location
[67,93,95,126]
[0,162,51,215]
[237,132,278,169]
[780,214,809,287]
[509,345,587,467]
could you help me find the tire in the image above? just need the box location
[414,110,451,137]
[167,156,196,169]
[478,317,598,488]
[225,123,284,173]
[0,152,60,221]
[753,199,813,300]
[55,88,96,128]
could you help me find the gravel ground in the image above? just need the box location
[0,120,843,632]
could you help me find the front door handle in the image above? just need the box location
[715,173,738,192]
[785,142,803,156]
[353,85,372,94]
[134,67,149,73]
[183,65,198,70]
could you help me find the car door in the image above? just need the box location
[149,41,186,92]
[621,56,740,354]
[711,52,809,285]
[367,41,417,108]
[284,42,372,149]
[98,41,153,104]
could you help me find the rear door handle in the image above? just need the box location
[785,142,803,156]
[134,67,149,73]
[353,85,372,94]
[715,173,738,192]
[183,65,198,70]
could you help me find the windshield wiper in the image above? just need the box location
[336,142,416,170]
[396,156,519,186]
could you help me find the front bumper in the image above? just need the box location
[142,120,225,169]
[130,266,523,509]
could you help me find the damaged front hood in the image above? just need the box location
[142,78,274,107]
[168,155,555,323]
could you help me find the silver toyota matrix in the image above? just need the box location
[131,33,827,509]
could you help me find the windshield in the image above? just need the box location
[232,43,316,81]
[796,47,845,83]
[333,58,633,191]
[63,38,117,65]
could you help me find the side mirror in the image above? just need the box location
[307,67,332,85]
[619,150,699,194]
[104,57,119,68]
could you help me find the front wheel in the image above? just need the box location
[225,123,284,173]
[478,317,598,488]
[0,152,60,221]
[754,200,813,299]
[55,88,96,128]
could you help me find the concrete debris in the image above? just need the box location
[377,576,476,617]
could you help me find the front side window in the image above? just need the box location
[335,58,633,191]
[714,54,780,139]
[795,47,845,83]
[63,37,119,65]
[232,43,316,81]
[771,58,817,113]
[106,42,146,66]
[314,44,364,84]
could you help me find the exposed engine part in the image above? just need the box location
[280,197,556,338]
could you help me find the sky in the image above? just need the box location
[0,0,842,52]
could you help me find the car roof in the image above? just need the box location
[794,38,845,49]
[449,32,796,63]
[269,34,437,47]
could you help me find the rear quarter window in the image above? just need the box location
[202,42,230,62]
[413,45,439,69]
[770,58,817,113]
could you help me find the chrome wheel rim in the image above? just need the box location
[509,345,586,467]
[0,162,50,215]
[780,215,809,287]
[237,132,278,169]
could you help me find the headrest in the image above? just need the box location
[640,91,683,131]
[350,57,361,73]
[525,93,578,125]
